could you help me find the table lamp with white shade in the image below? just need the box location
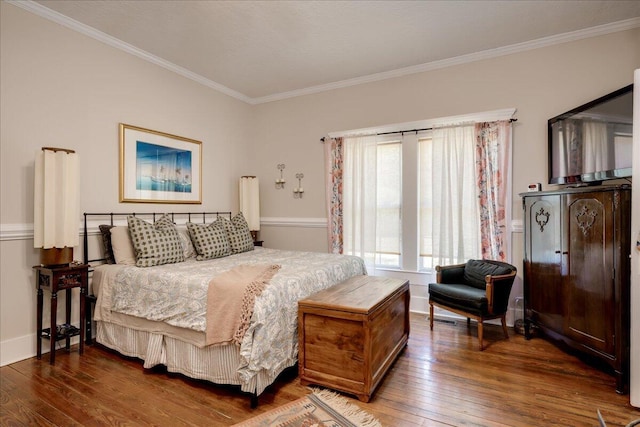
[239,176,260,241]
[33,147,80,266]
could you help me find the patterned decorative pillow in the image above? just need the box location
[216,213,254,254]
[186,221,231,260]
[127,214,185,267]
[98,224,115,264]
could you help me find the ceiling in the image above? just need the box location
[21,1,640,103]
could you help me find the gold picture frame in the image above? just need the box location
[119,123,202,204]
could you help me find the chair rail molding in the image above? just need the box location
[2,217,523,240]
[511,219,523,233]
[0,223,34,241]
[260,217,327,228]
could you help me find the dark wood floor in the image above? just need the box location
[2,313,638,426]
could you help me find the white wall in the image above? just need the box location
[1,1,639,367]
[251,27,639,316]
[0,3,253,365]
[252,28,640,233]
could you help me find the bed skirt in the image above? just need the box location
[96,320,296,395]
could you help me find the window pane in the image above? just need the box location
[376,142,401,268]
[418,137,434,269]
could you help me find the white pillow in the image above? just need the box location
[110,226,136,265]
[177,228,197,259]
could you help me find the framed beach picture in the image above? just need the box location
[119,123,202,204]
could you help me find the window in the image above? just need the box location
[336,110,514,276]
[344,129,481,272]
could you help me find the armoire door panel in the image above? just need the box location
[564,193,615,356]
[524,197,563,333]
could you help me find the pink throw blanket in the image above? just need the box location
[205,264,281,346]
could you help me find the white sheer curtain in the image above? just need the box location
[343,135,378,272]
[562,119,582,176]
[419,125,480,266]
[583,120,611,173]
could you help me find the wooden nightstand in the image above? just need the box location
[34,263,88,364]
[254,240,263,247]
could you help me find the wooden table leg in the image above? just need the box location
[50,291,57,365]
[65,289,72,351]
[85,296,95,345]
[79,286,86,354]
[36,288,43,359]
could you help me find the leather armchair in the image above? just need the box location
[428,259,517,350]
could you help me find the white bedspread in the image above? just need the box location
[93,247,366,384]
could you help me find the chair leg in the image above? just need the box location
[467,317,471,327]
[501,315,509,338]
[429,304,434,330]
[478,322,484,351]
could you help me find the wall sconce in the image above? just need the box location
[275,164,286,189]
[293,173,304,198]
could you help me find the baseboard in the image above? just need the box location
[1,332,79,366]
[1,306,518,366]
[1,333,36,366]
[426,307,518,328]
[409,292,429,313]
[1,298,516,367]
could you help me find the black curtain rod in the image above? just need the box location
[320,118,517,142]
[378,127,431,136]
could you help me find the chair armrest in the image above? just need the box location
[436,263,466,284]
[485,271,517,314]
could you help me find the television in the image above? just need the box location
[548,84,633,185]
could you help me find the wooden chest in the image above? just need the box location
[298,276,410,402]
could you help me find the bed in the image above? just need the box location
[83,212,366,406]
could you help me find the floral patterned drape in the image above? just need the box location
[475,120,512,261]
[324,137,343,254]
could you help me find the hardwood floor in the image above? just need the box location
[2,313,638,426]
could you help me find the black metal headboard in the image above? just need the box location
[83,211,232,265]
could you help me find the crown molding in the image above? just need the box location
[8,1,640,105]
[253,17,640,104]
[6,0,252,104]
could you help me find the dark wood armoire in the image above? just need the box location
[521,185,631,393]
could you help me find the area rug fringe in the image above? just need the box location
[310,388,382,427]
